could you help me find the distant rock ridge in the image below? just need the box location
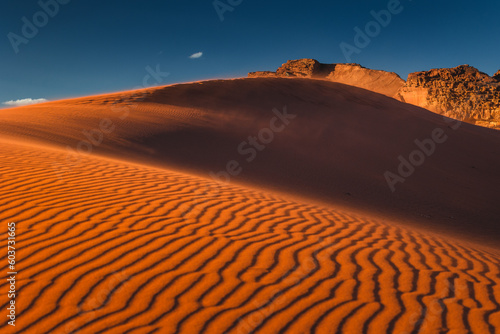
[249,59,405,97]
[395,65,500,129]
[249,59,500,129]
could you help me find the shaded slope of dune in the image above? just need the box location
[0,139,499,334]
[0,78,499,245]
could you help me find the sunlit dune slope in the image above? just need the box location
[0,140,499,334]
[1,78,499,244]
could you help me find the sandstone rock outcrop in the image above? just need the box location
[248,71,277,78]
[275,59,336,78]
[326,64,405,98]
[494,70,500,81]
[395,65,500,129]
[249,59,405,97]
[249,60,500,129]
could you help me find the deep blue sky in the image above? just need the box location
[1,0,499,104]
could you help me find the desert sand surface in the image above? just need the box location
[0,77,499,333]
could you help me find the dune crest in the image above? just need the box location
[249,60,500,129]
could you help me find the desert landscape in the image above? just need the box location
[0,72,499,333]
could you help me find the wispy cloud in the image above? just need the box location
[189,52,203,59]
[3,98,48,107]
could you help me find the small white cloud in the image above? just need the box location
[2,98,48,107]
[189,52,203,59]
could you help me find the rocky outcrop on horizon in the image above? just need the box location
[395,65,500,129]
[494,70,500,81]
[249,59,405,97]
[250,60,500,129]
[326,63,405,98]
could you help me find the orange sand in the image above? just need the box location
[0,78,499,333]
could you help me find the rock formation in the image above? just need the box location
[494,70,500,81]
[249,59,405,97]
[249,60,500,129]
[395,65,500,128]
[326,64,405,98]
[248,71,277,78]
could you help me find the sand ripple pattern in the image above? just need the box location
[0,141,499,334]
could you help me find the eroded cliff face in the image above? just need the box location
[395,65,500,129]
[249,59,405,97]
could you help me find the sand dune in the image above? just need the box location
[0,78,499,244]
[0,77,499,333]
[0,140,499,333]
